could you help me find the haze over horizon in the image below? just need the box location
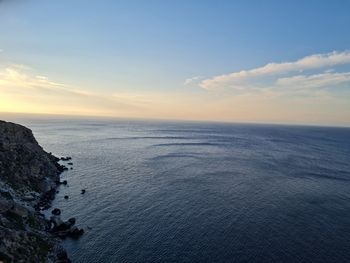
[1,0,350,126]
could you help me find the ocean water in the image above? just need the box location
[10,117,350,262]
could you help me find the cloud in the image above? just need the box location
[0,62,349,126]
[184,75,202,85]
[200,51,350,90]
[0,66,92,96]
[0,64,208,119]
[0,65,146,115]
[275,72,350,89]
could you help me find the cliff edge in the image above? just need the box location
[0,120,69,262]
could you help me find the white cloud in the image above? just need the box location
[0,66,92,96]
[184,75,202,85]
[200,51,350,90]
[0,65,143,114]
[0,63,349,125]
[275,72,350,89]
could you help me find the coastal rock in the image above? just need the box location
[0,121,61,194]
[50,214,64,231]
[60,157,72,161]
[69,226,84,239]
[68,217,76,225]
[52,208,61,216]
[0,120,70,262]
[57,250,71,263]
[49,215,84,239]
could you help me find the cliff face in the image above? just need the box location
[0,121,68,263]
[0,120,60,195]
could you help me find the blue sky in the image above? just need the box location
[0,0,350,125]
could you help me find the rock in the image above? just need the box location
[50,215,64,230]
[23,194,36,201]
[0,120,70,262]
[56,163,68,173]
[69,226,84,239]
[52,208,61,216]
[64,195,69,199]
[35,187,57,210]
[0,121,61,193]
[81,189,86,194]
[47,187,56,198]
[67,162,73,165]
[50,216,75,232]
[56,180,68,185]
[50,216,84,240]
[60,157,72,161]
[68,217,76,225]
[57,249,71,263]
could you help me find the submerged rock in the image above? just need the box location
[52,208,61,216]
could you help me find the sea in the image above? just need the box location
[5,116,350,262]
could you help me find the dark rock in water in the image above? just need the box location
[56,162,68,173]
[64,195,69,199]
[81,189,86,194]
[57,249,72,263]
[68,217,76,225]
[56,180,68,185]
[70,167,73,170]
[50,215,84,239]
[52,208,61,216]
[60,156,72,161]
[50,214,64,231]
[67,162,73,165]
[61,180,68,185]
[54,221,74,232]
[0,120,70,262]
[69,227,84,239]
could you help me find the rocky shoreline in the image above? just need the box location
[0,120,82,262]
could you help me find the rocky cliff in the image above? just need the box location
[0,120,69,263]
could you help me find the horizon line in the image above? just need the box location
[1,111,349,129]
